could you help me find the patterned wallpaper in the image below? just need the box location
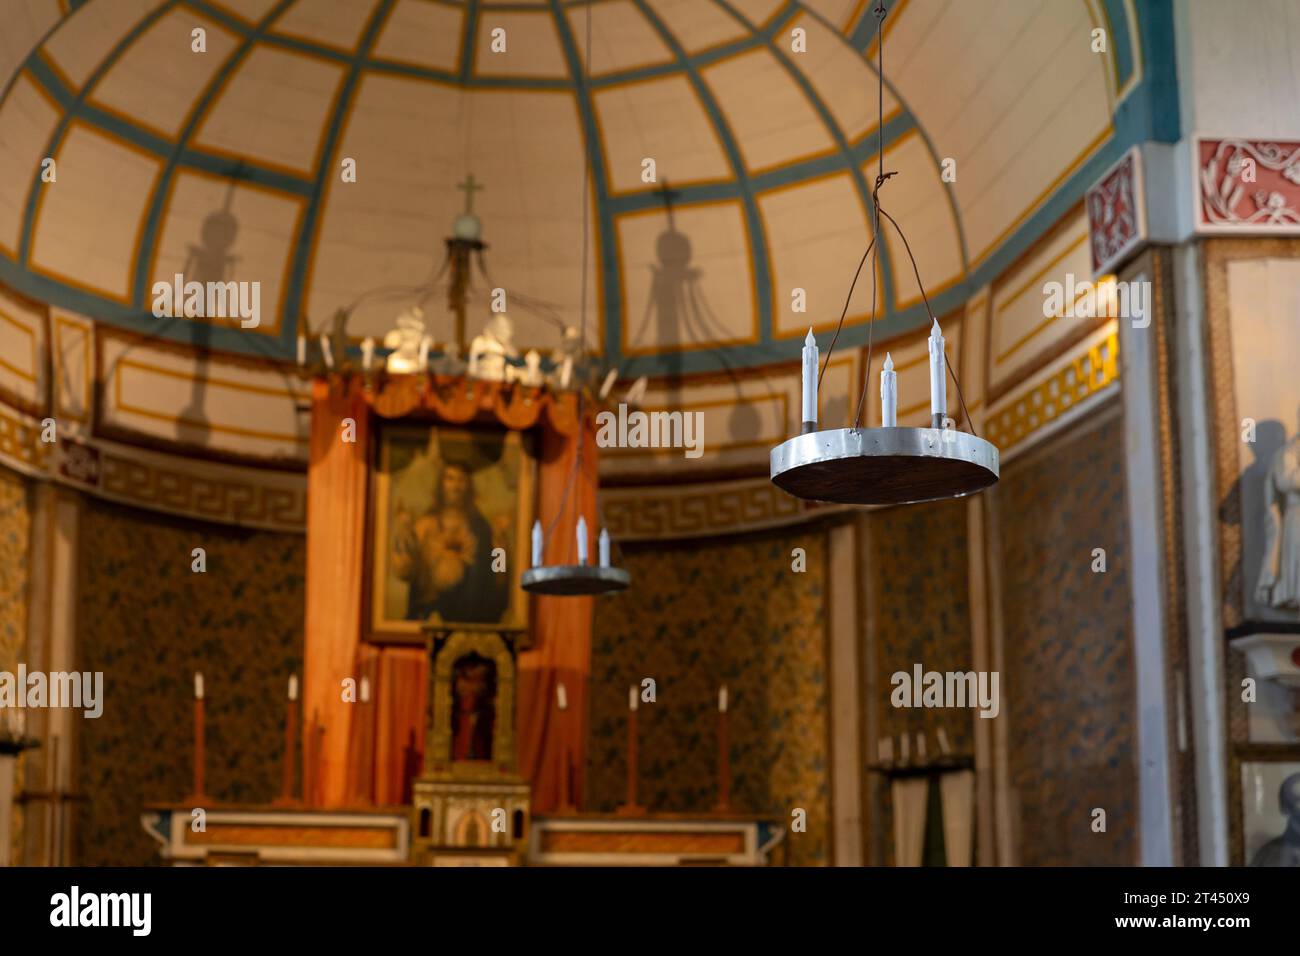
[863,497,971,867]
[76,498,304,866]
[997,405,1137,866]
[0,467,31,864]
[588,528,829,866]
[867,498,972,751]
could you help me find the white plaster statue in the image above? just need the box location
[1258,419,1300,610]
[383,306,432,374]
[521,349,542,386]
[468,312,518,382]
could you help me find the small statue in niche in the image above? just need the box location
[468,312,518,383]
[1257,414,1300,611]
[1249,771,1300,866]
[383,306,433,375]
[450,653,497,762]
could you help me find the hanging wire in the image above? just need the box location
[541,0,596,564]
[817,0,977,437]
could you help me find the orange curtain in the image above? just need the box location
[304,378,595,810]
[303,378,370,807]
[517,422,598,812]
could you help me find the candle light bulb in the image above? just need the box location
[927,318,947,426]
[288,674,298,702]
[360,677,371,704]
[556,682,568,711]
[361,337,375,372]
[296,334,306,367]
[719,685,728,713]
[194,672,204,700]
[881,351,897,427]
[598,528,610,568]
[417,337,429,371]
[575,515,588,565]
[319,333,334,370]
[800,328,818,431]
[531,519,543,567]
[629,686,638,712]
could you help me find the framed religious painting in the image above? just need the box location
[368,422,536,642]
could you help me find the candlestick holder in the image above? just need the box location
[521,564,630,596]
[770,425,998,506]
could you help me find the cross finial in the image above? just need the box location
[457,173,484,215]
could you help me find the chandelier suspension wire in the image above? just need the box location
[818,1,977,437]
[543,0,596,562]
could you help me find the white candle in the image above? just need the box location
[417,337,429,371]
[288,674,298,702]
[881,351,897,427]
[927,318,946,422]
[801,328,818,428]
[598,528,610,568]
[296,334,306,367]
[556,683,568,710]
[319,333,334,370]
[718,685,728,713]
[531,519,543,567]
[361,337,375,371]
[576,515,588,565]
[629,686,638,712]
[360,676,371,704]
[194,672,204,700]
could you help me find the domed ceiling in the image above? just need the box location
[0,0,1152,376]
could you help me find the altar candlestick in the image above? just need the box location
[190,672,206,801]
[296,334,306,367]
[928,319,947,428]
[617,685,645,815]
[277,674,299,805]
[801,328,818,432]
[319,333,334,370]
[531,519,543,567]
[598,528,610,568]
[361,337,375,371]
[575,516,588,565]
[881,352,897,427]
[714,685,731,812]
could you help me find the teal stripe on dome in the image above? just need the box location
[549,0,622,362]
[280,0,400,352]
[0,0,1178,379]
[133,0,304,313]
[632,0,775,354]
[18,0,183,267]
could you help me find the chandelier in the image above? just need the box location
[770,2,998,506]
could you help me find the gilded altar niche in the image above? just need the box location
[411,629,530,865]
